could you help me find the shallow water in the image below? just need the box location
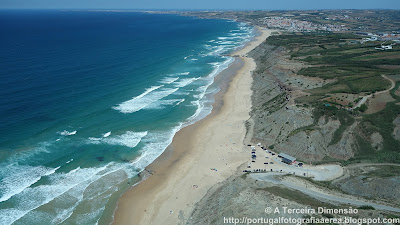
[0,10,254,224]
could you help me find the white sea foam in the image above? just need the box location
[175,99,185,106]
[49,178,96,224]
[190,58,198,61]
[54,170,123,224]
[173,90,191,96]
[76,206,106,225]
[193,85,208,99]
[184,54,193,60]
[228,35,246,39]
[162,99,185,106]
[137,85,164,97]
[60,130,77,136]
[51,201,80,224]
[88,137,101,141]
[131,126,181,171]
[178,72,190,75]
[113,87,178,113]
[174,77,200,88]
[187,99,213,125]
[208,57,234,78]
[201,26,255,58]
[218,41,234,45]
[188,24,254,124]
[205,45,226,56]
[3,142,52,169]
[113,85,164,112]
[145,98,185,110]
[208,62,220,67]
[0,164,60,203]
[88,131,147,148]
[0,22,256,225]
[0,163,131,225]
[160,77,179,84]
[186,57,234,124]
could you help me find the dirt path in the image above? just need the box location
[251,172,400,213]
[353,75,396,109]
[345,163,400,168]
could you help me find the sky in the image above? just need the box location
[1,0,400,10]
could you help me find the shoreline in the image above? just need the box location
[112,27,274,225]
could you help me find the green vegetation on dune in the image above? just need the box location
[288,124,317,137]
[366,165,400,178]
[310,104,356,146]
[268,34,400,86]
[266,33,400,164]
[262,92,287,113]
[361,102,400,152]
[288,103,356,146]
[267,34,356,51]
[305,74,391,94]
[347,102,400,163]
[358,205,375,210]
[330,110,355,145]
[290,36,397,94]
[390,81,400,101]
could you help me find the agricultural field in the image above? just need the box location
[266,33,399,106]
[266,33,400,163]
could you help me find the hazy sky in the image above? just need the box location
[1,0,400,10]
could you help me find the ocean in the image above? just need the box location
[0,10,254,224]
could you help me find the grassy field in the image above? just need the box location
[390,81,400,101]
[267,33,400,164]
[269,34,398,97]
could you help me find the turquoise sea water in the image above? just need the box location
[0,10,254,224]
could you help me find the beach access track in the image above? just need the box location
[250,172,400,213]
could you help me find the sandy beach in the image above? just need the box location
[113,27,274,225]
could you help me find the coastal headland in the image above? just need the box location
[112,27,273,225]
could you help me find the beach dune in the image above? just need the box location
[113,28,274,225]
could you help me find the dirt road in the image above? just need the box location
[251,172,400,213]
[353,75,396,109]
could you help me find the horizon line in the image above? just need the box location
[1,8,399,11]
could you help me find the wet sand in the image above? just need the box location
[112,27,273,225]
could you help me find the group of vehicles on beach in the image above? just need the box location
[244,143,303,173]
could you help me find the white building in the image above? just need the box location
[375,44,393,50]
